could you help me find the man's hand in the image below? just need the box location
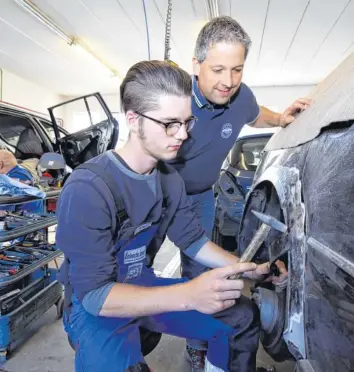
[279,98,313,127]
[270,260,288,285]
[244,260,288,284]
[186,262,257,314]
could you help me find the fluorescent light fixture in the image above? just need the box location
[205,0,219,20]
[14,0,74,45]
[14,0,119,78]
[71,42,117,77]
[70,42,119,79]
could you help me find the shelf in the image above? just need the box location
[0,215,57,243]
[0,248,62,287]
[0,188,61,206]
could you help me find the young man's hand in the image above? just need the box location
[186,262,257,314]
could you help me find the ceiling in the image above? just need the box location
[0,0,353,96]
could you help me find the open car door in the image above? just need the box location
[48,93,118,169]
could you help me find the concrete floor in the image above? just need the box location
[2,239,295,372]
[3,309,294,372]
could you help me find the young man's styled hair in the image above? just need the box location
[194,16,252,62]
[120,60,192,114]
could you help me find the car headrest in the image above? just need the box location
[243,151,255,165]
[16,128,44,160]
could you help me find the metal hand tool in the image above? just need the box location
[229,210,287,280]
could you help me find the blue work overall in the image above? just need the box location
[63,217,259,371]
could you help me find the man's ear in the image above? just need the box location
[125,111,139,134]
[192,57,201,76]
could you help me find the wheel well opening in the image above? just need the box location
[238,181,285,263]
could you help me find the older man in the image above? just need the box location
[168,16,310,370]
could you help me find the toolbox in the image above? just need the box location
[0,189,62,362]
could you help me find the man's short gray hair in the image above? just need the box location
[120,60,192,114]
[194,16,252,63]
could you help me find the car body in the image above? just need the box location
[0,93,118,170]
[213,131,274,249]
[236,54,354,371]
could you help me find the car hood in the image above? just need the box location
[265,52,354,151]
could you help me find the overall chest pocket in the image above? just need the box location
[115,222,159,283]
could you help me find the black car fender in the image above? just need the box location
[239,164,307,360]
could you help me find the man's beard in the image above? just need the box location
[138,121,160,160]
[138,120,146,141]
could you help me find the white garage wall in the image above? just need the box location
[237,84,315,137]
[0,65,315,152]
[1,69,313,145]
[1,69,66,118]
[101,93,120,112]
[251,84,315,113]
[101,85,316,145]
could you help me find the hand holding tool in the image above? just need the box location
[229,210,287,280]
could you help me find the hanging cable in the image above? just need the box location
[142,0,151,60]
[164,0,172,61]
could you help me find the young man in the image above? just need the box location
[56,60,284,372]
[168,17,311,367]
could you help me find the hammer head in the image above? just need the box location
[251,210,287,233]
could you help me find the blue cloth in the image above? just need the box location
[168,76,260,195]
[7,165,34,184]
[0,174,44,198]
[0,166,44,213]
[56,151,208,304]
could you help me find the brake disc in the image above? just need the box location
[252,286,293,362]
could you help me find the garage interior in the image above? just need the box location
[0,0,353,371]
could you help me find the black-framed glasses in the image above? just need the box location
[136,111,197,136]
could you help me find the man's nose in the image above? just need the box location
[175,124,188,141]
[221,71,233,88]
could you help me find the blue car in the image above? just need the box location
[213,131,274,250]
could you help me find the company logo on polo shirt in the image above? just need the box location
[221,123,232,139]
[124,246,146,264]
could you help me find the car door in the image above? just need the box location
[48,93,118,169]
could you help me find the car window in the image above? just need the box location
[38,120,66,142]
[52,95,109,134]
[230,137,270,172]
[0,113,33,150]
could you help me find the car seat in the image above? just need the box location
[15,128,44,160]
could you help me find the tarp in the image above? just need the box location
[0,174,45,198]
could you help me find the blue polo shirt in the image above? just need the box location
[169,76,260,195]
